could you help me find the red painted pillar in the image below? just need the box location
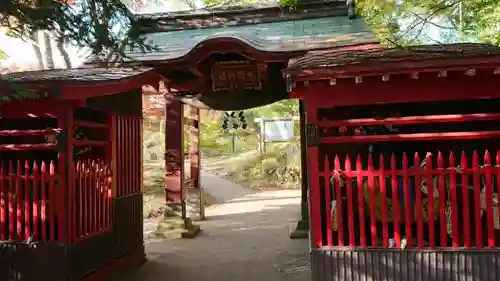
[305,100,322,248]
[57,105,74,244]
[164,94,184,206]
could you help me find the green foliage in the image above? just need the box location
[247,99,298,118]
[279,0,298,10]
[0,0,156,63]
[222,143,301,190]
[199,100,298,156]
[357,0,500,47]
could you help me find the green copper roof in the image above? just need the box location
[126,16,378,62]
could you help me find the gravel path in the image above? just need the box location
[126,189,310,281]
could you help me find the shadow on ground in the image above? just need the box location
[123,197,310,281]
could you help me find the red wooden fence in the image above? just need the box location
[74,160,112,242]
[0,160,58,241]
[314,150,500,249]
[115,116,142,197]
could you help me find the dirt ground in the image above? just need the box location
[126,189,310,281]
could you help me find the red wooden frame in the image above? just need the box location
[0,72,156,243]
[296,48,500,251]
[292,73,500,106]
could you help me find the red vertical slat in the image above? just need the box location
[379,155,388,248]
[107,163,112,227]
[83,161,89,237]
[134,118,139,193]
[356,155,367,248]
[68,112,75,244]
[103,164,108,228]
[130,118,135,194]
[123,116,126,197]
[484,151,495,248]
[391,154,401,248]
[83,160,88,236]
[334,155,343,247]
[118,116,127,196]
[33,162,39,241]
[115,117,119,197]
[76,161,82,238]
[449,152,459,248]
[97,160,103,231]
[91,160,96,234]
[122,116,125,197]
[91,160,97,234]
[133,117,137,194]
[402,153,412,248]
[24,161,31,240]
[414,153,424,249]
[101,162,106,230]
[48,161,55,240]
[41,162,47,241]
[497,152,500,247]
[95,161,100,232]
[101,161,105,230]
[367,155,377,246]
[86,160,91,235]
[324,155,332,246]
[16,160,22,239]
[135,118,140,193]
[118,116,122,197]
[425,153,435,248]
[8,160,14,239]
[117,117,122,197]
[49,161,56,240]
[437,152,447,247]
[126,118,131,195]
[345,156,355,247]
[101,161,109,229]
[0,162,5,240]
[461,152,471,248]
[472,151,482,248]
[309,146,322,248]
[102,161,107,230]
[102,161,107,229]
[128,118,133,195]
[139,117,142,193]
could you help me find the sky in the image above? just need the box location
[0,32,86,69]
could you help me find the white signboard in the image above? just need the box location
[263,120,294,142]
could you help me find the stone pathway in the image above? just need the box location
[127,174,310,281]
[199,170,255,203]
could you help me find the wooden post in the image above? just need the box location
[189,105,205,220]
[164,94,184,214]
[305,100,322,248]
[290,100,310,239]
[57,105,74,244]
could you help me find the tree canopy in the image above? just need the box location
[357,0,500,47]
[0,0,155,64]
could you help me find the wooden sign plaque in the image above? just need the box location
[211,61,261,92]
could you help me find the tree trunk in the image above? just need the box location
[43,31,54,69]
[56,37,72,68]
[30,32,45,70]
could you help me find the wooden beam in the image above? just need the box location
[320,131,500,144]
[318,113,500,127]
[292,74,500,107]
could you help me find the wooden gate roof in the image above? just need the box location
[0,67,158,99]
[284,43,500,80]
[87,1,379,64]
